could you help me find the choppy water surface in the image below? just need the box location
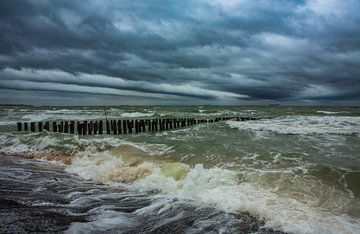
[1,105,360,233]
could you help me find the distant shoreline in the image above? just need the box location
[0,104,34,108]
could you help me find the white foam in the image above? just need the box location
[120,112,155,118]
[131,164,360,234]
[316,110,349,115]
[227,116,360,135]
[22,113,52,122]
[0,134,30,153]
[66,207,137,233]
[65,151,158,184]
[0,120,17,126]
[66,153,360,234]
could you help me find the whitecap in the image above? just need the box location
[227,116,360,135]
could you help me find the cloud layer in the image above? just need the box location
[1,0,360,105]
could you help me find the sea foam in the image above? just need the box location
[64,145,360,234]
[227,115,360,135]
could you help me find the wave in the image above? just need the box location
[227,115,360,135]
[64,144,360,234]
[316,110,349,115]
[120,112,155,118]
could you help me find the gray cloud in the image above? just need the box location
[0,0,360,105]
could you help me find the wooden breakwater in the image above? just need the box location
[16,116,263,135]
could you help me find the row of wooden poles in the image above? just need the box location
[16,116,261,135]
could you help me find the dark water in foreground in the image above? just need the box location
[0,105,360,233]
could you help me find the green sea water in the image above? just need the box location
[0,105,360,233]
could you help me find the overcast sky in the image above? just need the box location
[1,0,359,105]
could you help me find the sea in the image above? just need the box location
[0,105,359,233]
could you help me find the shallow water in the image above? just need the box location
[1,105,360,233]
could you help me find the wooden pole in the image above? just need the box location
[76,121,81,134]
[59,122,64,133]
[93,121,98,134]
[99,120,103,134]
[17,122,22,131]
[128,120,133,133]
[122,120,127,134]
[146,119,153,132]
[165,119,169,130]
[141,120,145,132]
[44,122,49,131]
[83,121,87,134]
[112,120,117,135]
[81,122,86,135]
[88,121,93,135]
[38,122,43,132]
[30,122,35,132]
[135,120,139,133]
[150,120,154,132]
[70,121,75,134]
[106,120,110,134]
[117,120,122,134]
[64,121,69,133]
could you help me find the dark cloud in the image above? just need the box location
[0,0,359,105]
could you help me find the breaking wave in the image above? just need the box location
[227,115,360,135]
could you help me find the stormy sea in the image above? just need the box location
[0,105,359,233]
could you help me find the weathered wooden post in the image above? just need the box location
[77,123,81,135]
[64,121,69,133]
[154,119,158,132]
[30,122,35,132]
[146,119,154,132]
[122,120,127,134]
[135,120,139,133]
[88,121,93,135]
[149,119,155,132]
[70,121,75,134]
[82,121,87,134]
[81,122,86,135]
[53,122,57,132]
[99,120,103,134]
[44,122,49,131]
[17,122,22,131]
[93,121,98,134]
[113,120,117,135]
[38,122,43,132]
[138,120,142,133]
[127,120,133,134]
[106,120,110,134]
[76,121,81,134]
[59,122,64,133]
[159,119,162,131]
[140,120,145,132]
[117,120,122,134]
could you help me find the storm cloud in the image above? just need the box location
[0,0,360,105]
